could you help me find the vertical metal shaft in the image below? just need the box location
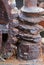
[23,0,37,7]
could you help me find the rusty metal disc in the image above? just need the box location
[21,6,44,13]
[17,41,41,60]
[18,12,44,24]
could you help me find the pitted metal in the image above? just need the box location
[16,0,44,60]
[0,0,18,60]
[21,0,44,13]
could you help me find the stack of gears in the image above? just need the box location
[9,0,44,60]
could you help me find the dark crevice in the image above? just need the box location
[2,33,8,43]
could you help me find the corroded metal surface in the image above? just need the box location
[21,0,44,13]
[0,0,18,60]
[16,0,44,60]
[1,0,44,61]
[17,41,41,60]
[18,12,44,24]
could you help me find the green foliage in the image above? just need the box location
[40,31,44,37]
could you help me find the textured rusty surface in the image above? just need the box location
[17,41,41,60]
[21,0,44,14]
[0,0,44,61]
[18,12,44,23]
[1,0,13,21]
[39,2,44,27]
[16,0,44,60]
[0,0,18,60]
[0,0,9,24]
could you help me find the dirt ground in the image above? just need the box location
[0,54,44,65]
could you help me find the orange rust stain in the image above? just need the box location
[39,21,44,27]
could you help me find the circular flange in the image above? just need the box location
[21,6,44,14]
[18,12,44,24]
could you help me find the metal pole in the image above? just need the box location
[23,0,37,7]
